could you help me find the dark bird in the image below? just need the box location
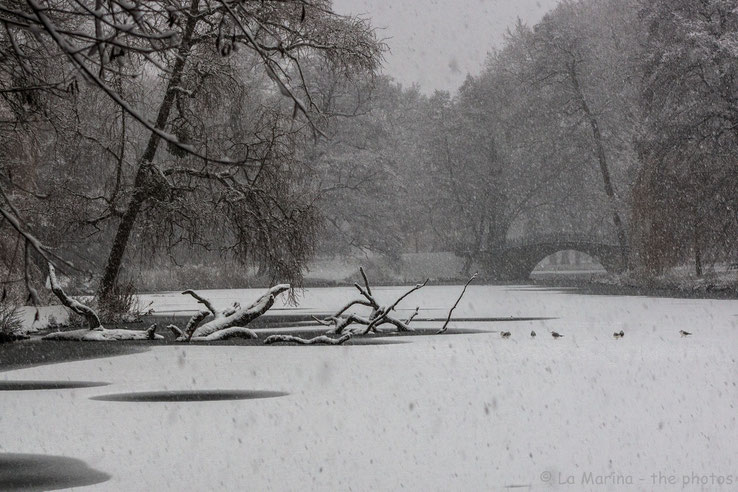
[501,331,511,339]
[530,330,536,338]
[613,330,624,339]
[680,330,692,337]
[551,331,563,339]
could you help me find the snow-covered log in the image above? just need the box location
[167,323,258,342]
[315,267,427,335]
[263,334,352,345]
[44,324,161,341]
[169,284,290,342]
[42,263,164,341]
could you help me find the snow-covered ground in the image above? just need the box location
[2,285,737,490]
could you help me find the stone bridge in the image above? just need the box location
[481,233,627,280]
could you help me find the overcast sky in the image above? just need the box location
[332,0,561,93]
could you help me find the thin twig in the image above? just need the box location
[438,273,477,334]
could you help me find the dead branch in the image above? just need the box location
[168,323,256,341]
[315,268,428,335]
[263,334,352,345]
[42,263,163,341]
[48,263,101,329]
[169,284,290,342]
[359,266,373,297]
[191,327,258,342]
[360,279,429,335]
[405,307,420,325]
[438,273,477,334]
[167,324,185,338]
[44,323,161,341]
[182,290,218,317]
[184,310,211,339]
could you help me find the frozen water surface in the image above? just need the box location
[1,285,737,490]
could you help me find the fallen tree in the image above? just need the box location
[264,334,352,345]
[166,285,290,342]
[312,268,427,335]
[300,268,477,344]
[42,264,163,341]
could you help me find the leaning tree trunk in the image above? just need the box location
[567,61,628,259]
[98,0,200,300]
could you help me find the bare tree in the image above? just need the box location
[0,0,384,303]
[634,0,738,275]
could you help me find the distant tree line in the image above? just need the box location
[315,0,738,278]
[2,0,736,305]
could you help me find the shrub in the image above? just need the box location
[0,303,27,343]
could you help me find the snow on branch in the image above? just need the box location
[12,0,385,163]
[264,333,352,345]
[48,263,101,329]
[313,268,476,337]
[315,267,427,335]
[169,284,290,342]
[42,262,164,341]
[44,323,162,341]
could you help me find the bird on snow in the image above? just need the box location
[501,331,511,339]
[613,330,624,339]
[551,331,564,339]
[530,330,536,338]
[680,330,692,337]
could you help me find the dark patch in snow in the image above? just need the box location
[0,380,109,391]
[0,453,110,490]
[0,340,150,372]
[90,389,288,402]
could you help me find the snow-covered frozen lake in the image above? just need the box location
[2,285,737,490]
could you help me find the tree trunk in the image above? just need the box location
[694,212,702,277]
[567,62,628,259]
[98,0,200,299]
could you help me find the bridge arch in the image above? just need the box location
[483,234,627,280]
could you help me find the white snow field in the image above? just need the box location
[2,285,737,491]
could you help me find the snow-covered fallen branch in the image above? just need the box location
[168,284,290,342]
[44,323,161,341]
[166,323,258,342]
[47,264,101,328]
[313,268,476,337]
[263,334,352,345]
[314,267,427,335]
[42,263,164,341]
